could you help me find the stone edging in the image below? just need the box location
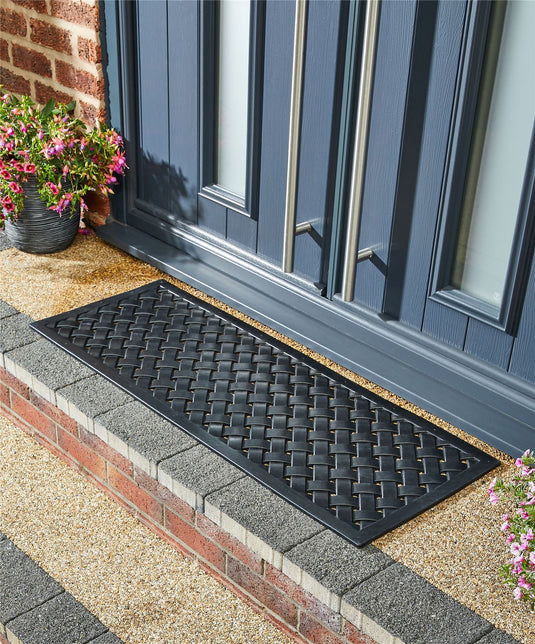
[0,532,123,644]
[0,300,518,644]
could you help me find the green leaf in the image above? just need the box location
[65,100,76,112]
[40,99,55,120]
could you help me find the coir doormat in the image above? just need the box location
[31,280,498,546]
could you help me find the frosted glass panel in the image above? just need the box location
[451,1,535,307]
[215,0,251,199]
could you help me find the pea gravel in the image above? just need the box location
[1,231,534,643]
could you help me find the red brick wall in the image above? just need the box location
[0,0,110,224]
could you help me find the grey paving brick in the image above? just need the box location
[58,374,133,419]
[0,539,63,623]
[7,339,94,389]
[159,444,245,503]
[88,631,124,643]
[0,232,12,251]
[96,401,196,464]
[285,529,393,595]
[343,563,493,644]
[475,629,521,643]
[6,592,108,644]
[206,476,324,553]
[0,313,39,354]
[0,300,17,320]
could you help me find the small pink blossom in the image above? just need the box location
[513,587,523,600]
[8,181,23,194]
[518,577,532,591]
[511,542,524,556]
[521,529,534,544]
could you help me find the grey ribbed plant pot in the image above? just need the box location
[4,177,80,254]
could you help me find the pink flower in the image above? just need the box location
[46,182,59,195]
[511,542,524,556]
[521,529,534,544]
[8,181,23,194]
[0,169,12,180]
[501,520,511,532]
[2,195,14,208]
[23,163,36,173]
[507,533,516,543]
[38,130,44,140]
[513,587,523,600]
[518,577,532,591]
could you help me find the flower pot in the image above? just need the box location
[4,177,80,254]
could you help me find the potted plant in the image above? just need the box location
[0,90,126,253]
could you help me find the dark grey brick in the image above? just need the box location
[343,563,493,644]
[0,232,12,251]
[285,530,393,595]
[160,444,245,501]
[58,374,133,418]
[0,313,39,354]
[0,532,6,541]
[6,592,108,644]
[88,631,124,643]
[96,401,196,464]
[206,476,324,552]
[475,629,522,643]
[0,539,63,623]
[0,300,17,320]
[7,339,93,389]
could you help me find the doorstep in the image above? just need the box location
[0,299,518,644]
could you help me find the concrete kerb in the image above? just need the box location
[0,538,122,644]
[0,298,518,644]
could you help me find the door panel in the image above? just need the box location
[168,0,198,225]
[136,1,170,212]
[255,0,294,264]
[351,0,417,312]
[292,0,343,282]
[397,1,468,329]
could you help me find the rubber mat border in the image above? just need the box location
[30,280,499,547]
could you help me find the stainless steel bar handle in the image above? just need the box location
[341,0,381,302]
[282,0,308,274]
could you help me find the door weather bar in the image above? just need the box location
[341,0,381,302]
[282,0,308,273]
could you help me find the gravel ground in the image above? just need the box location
[1,231,534,642]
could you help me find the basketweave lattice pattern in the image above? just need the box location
[43,281,491,535]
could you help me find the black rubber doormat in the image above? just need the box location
[31,280,498,546]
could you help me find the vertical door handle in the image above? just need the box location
[282,0,308,273]
[341,0,381,301]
